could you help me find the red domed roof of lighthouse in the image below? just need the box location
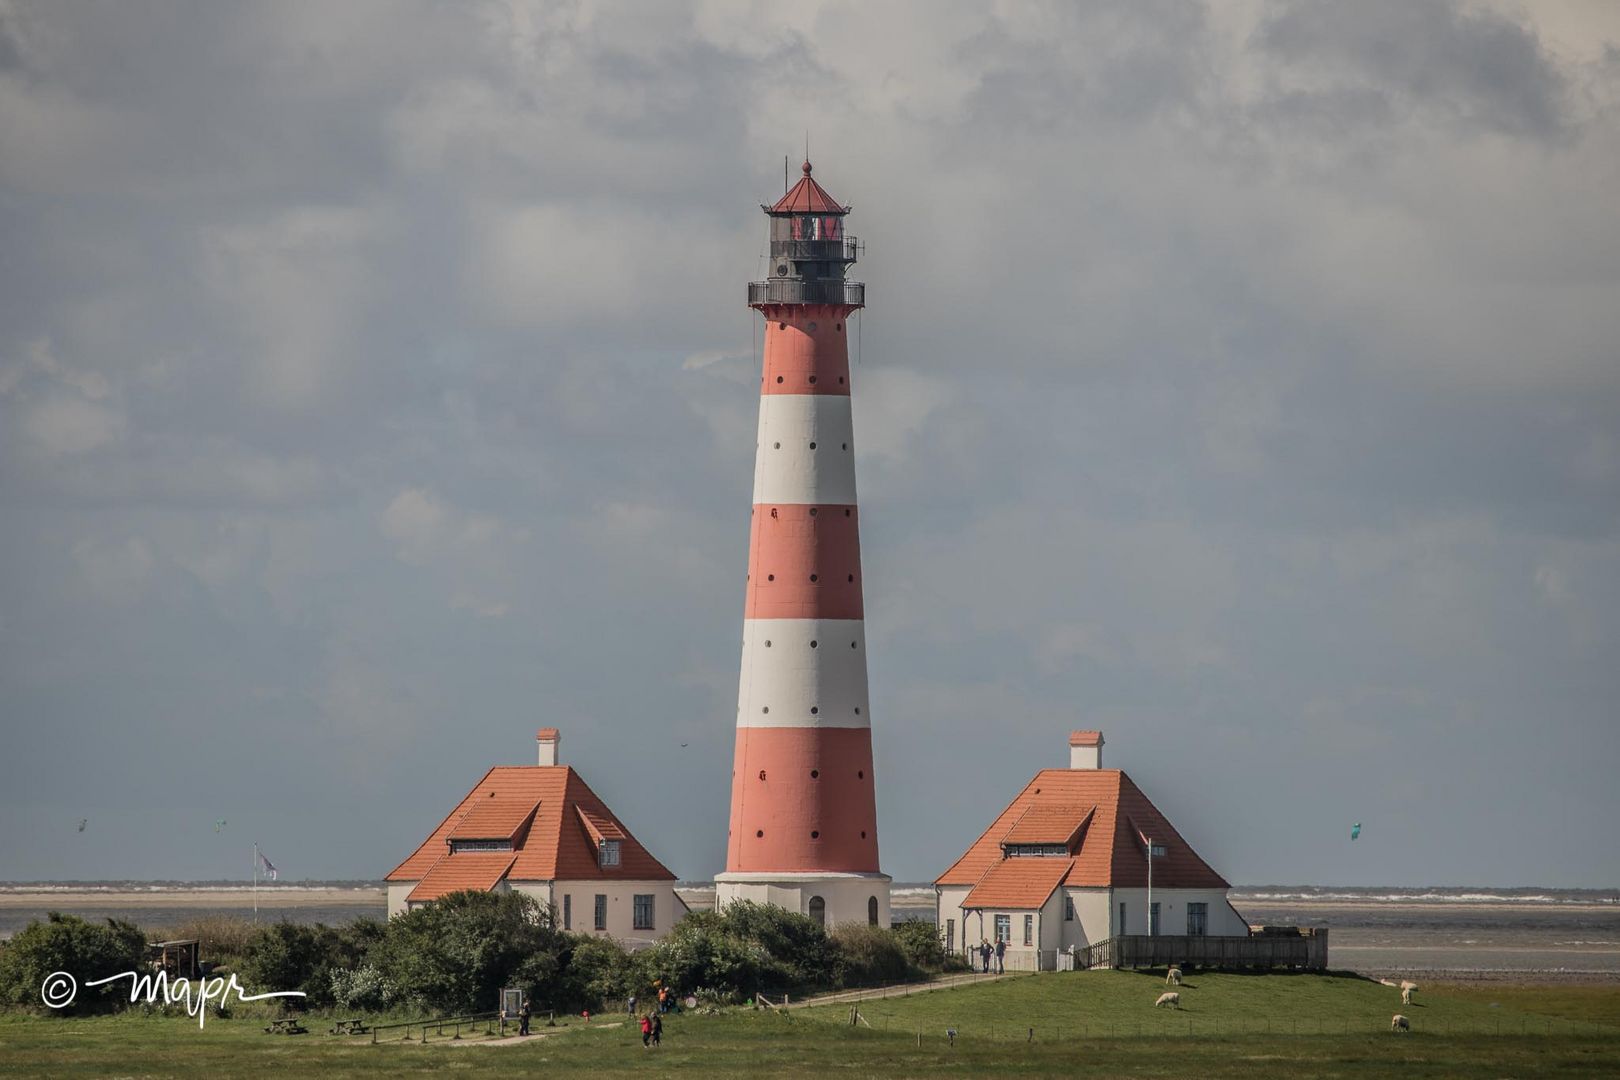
[770,160,848,215]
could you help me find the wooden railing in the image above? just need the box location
[1078,929,1328,971]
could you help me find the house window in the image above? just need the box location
[633,893,655,930]
[1187,902,1208,936]
[1119,902,1127,934]
[808,895,826,927]
[1149,902,1161,936]
[1065,895,1076,922]
[1004,843,1068,857]
[449,839,511,853]
[946,918,956,954]
[594,893,607,931]
[868,896,879,926]
[598,840,621,868]
[1023,914,1034,946]
[563,894,572,930]
[994,914,1010,944]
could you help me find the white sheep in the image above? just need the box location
[1154,992,1180,1009]
[1401,986,1412,1006]
[1391,1014,1410,1032]
[1166,967,1182,986]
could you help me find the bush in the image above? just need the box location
[240,919,378,1008]
[328,964,394,1012]
[892,918,946,970]
[366,891,567,1016]
[641,912,767,1003]
[0,913,148,1014]
[829,923,919,987]
[718,901,835,990]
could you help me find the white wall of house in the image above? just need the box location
[389,879,685,944]
[1108,887,1248,937]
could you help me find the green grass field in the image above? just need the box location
[1,971,1616,1078]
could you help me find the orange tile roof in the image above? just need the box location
[1002,803,1094,847]
[576,806,627,845]
[536,727,559,740]
[388,766,676,885]
[448,797,539,843]
[936,769,1228,891]
[406,852,517,902]
[963,857,1074,910]
[1069,730,1103,746]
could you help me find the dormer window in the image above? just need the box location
[449,839,511,853]
[1003,843,1069,858]
[598,840,621,868]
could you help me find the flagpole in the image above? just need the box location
[253,843,259,922]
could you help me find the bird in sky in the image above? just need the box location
[76,818,88,833]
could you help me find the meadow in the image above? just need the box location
[1,970,1617,1078]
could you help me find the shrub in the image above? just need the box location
[829,923,919,987]
[0,913,148,1014]
[367,890,567,1016]
[718,901,835,989]
[892,918,946,970]
[328,964,394,1012]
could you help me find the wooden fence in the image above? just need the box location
[1079,929,1328,971]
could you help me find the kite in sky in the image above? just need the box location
[1350,823,1362,841]
[214,819,228,833]
[76,819,87,833]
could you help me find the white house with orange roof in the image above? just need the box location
[386,729,686,945]
[935,731,1248,969]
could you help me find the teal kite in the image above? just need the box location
[1350,823,1362,841]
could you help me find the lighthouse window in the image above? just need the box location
[773,442,780,449]
[809,375,817,384]
[842,443,848,450]
[776,375,784,383]
[811,769,819,778]
[854,708,861,715]
[809,574,818,582]
[756,829,764,837]
[765,639,772,647]
[809,507,818,516]
[844,509,851,516]
[810,640,818,648]
[767,574,775,581]
[811,830,820,839]
[761,707,769,714]
[809,442,817,449]
[847,575,854,583]
[810,706,819,714]
[858,770,864,778]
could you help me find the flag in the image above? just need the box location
[257,848,279,881]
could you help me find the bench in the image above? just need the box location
[329,1018,368,1036]
[264,1018,307,1035]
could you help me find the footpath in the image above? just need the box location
[786,970,1028,1009]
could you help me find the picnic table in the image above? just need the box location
[264,1017,307,1035]
[329,1018,368,1035]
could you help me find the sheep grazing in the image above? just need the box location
[1391,1014,1410,1032]
[1154,992,1180,1009]
[1165,967,1182,986]
[1401,987,1413,1006]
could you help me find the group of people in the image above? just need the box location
[630,982,679,1047]
[977,937,1007,974]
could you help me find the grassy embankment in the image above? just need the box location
[0,970,1616,1078]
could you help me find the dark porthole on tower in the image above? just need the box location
[757,829,764,837]
[811,769,819,779]
[811,830,820,839]
[810,640,818,648]
[809,375,817,384]
[809,441,817,450]
[776,375,784,383]
[809,574,818,582]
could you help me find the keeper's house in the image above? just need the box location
[386,729,685,944]
[934,731,1247,968]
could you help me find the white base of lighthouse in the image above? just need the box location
[715,871,892,929]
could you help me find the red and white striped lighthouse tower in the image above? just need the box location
[714,162,891,929]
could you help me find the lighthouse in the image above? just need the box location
[713,162,891,929]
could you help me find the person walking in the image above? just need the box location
[640,1013,653,1048]
[628,993,637,1016]
[651,1011,663,1047]
[519,997,531,1036]
[979,939,991,973]
[995,937,1006,974]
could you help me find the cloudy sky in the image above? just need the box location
[1,0,1617,889]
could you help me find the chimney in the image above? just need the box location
[536,728,560,767]
[1069,730,1103,770]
